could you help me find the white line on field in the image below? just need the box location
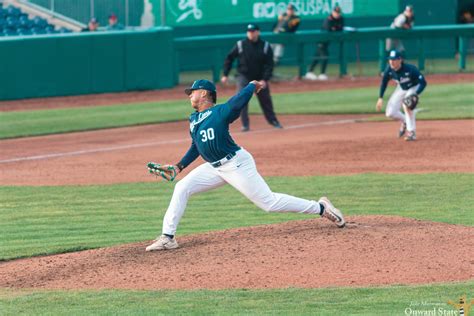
[0,118,364,164]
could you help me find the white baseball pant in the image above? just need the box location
[162,148,322,235]
[386,84,419,132]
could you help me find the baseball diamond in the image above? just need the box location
[0,78,472,313]
[0,0,473,311]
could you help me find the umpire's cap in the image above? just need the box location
[185,79,217,103]
[388,50,402,60]
[247,23,260,31]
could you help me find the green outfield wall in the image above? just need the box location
[0,28,174,101]
[151,0,460,68]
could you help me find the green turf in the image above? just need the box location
[0,82,472,139]
[180,57,474,84]
[1,173,472,261]
[0,100,190,139]
[1,281,472,315]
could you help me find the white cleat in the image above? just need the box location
[318,74,329,81]
[304,72,318,81]
[404,131,417,141]
[319,197,346,228]
[145,235,179,251]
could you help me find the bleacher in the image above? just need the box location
[0,5,70,36]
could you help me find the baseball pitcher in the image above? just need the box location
[146,79,345,251]
[376,50,427,141]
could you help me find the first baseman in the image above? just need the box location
[146,79,345,251]
[376,50,427,141]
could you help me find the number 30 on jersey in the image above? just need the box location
[200,128,215,142]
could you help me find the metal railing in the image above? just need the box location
[174,24,474,82]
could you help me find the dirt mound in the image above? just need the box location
[1,216,473,290]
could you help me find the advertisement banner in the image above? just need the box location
[158,0,399,27]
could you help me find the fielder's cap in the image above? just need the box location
[333,5,341,13]
[287,4,296,11]
[247,23,260,31]
[388,50,402,60]
[405,5,413,11]
[90,17,98,24]
[185,79,217,100]
[109,13,117,19]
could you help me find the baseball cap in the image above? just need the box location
[185,79,217,102]
[109,13,117,19]
[287,4,296,11]
[247,23,260,32]
[388,50,402,60]
[333,5,341,13]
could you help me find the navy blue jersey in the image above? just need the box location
[178,83,256,167]
[379,63,427,98]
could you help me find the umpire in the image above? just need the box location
[221,23,282,132]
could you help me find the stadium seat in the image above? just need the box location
[6,6,21,18]
[45,25,55,33]
[19,16,33,28]
[31,27,46,35]
[3,28,19,36]
[0,5,63,37]
[18,28,32,36]
[33,16,48,28]
[58,27,71,33]
[6,17,20,30]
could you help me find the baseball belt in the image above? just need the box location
[210,151,238,168]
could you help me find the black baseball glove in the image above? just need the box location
[403,94,419,110]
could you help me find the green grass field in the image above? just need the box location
[180,57,474,84]
[0,82,472,139]
[1,281,473,316]
[1,173,473,261]
[1,80,473,315]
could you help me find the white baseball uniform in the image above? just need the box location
[161,82,322,236]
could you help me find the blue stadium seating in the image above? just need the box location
[0,5,60,37]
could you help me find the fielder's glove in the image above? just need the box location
[147,162,178,182]
[403,94,419,110]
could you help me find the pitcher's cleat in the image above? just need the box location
[319,197,346,228]
[145,235,179,251]
[404,131,416,141]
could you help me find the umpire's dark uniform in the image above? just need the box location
[222,24,281,131]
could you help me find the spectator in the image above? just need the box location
[460,10,474,24]
[106,13,124,31]
[82,18,99,32]
[457,9,474,57]
[386,5,415,56]
[221,23,282,132]
[304,5,344,81]
[272,3,300,65]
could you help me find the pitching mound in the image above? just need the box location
[1,216,473,290]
